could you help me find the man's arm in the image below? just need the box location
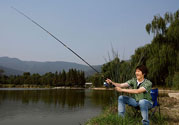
[111,82,129,88]
[115,87,146,94]
[105,79,129,88]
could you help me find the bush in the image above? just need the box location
[172,72,179,89]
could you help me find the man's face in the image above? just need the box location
[135,69,144,80]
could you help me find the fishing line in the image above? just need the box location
[11,7,118,108]
[11,6,100,74]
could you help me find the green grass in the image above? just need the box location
[85,102,168,125]
[86,112,143,125]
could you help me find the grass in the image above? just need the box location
[85,101,168,125]
[86,113,140,125]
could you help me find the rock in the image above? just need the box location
[168,93,179,100]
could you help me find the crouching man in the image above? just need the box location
[106,65,153,125]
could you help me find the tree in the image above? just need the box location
[31,73,41,85]
[0,69,4,84]
[144,10,179,86]
[92,73,103,87]
[99,10,179,88]
[78,71,86,86]
[101,57,121,82]
[52,71,58,86]
[0,69,4,76]
[60,70,66,86]
[23,72,31,85]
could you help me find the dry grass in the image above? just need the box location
[159,96,179,124]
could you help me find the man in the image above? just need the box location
[106,65,153,125]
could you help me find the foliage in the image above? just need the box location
[145,10,179,86]
[129,9,179,87]
[102,57,121,82]
[0,69,86,87]
[89,9,179,88]
[172,72,179,89]
[91,73,103,87]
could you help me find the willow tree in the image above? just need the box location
[145,10,179,87]
[92,10,179,88]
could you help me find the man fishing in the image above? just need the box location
[12,8,152,125]
[105,65,153,125]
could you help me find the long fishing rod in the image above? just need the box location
[11,7,100,74]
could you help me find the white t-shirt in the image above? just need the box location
[137,79,147,91]
[137,79,144,86]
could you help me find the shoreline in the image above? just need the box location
[0,84,179,90]
[0,84,114,90]
[0,84,179,92]
[53,86,114,90]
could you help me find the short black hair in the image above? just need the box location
[135,65,148,78]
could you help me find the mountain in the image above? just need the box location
[0,57,101,76]
[0,65,24,76]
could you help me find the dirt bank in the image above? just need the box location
[159,90,179,124]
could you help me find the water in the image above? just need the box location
[0,88,115,125]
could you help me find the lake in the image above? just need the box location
[0,88,116,125]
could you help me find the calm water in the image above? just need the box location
[0,88,116,125]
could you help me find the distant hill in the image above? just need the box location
[0,57,101,76]
[0,65,24,76]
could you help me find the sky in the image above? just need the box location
[0,0,179,65]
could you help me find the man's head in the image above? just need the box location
[135,65,148,80]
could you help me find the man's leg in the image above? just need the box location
[118,95,138,117]
[139,99,153,125]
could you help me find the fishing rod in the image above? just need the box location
[11,7,100,74]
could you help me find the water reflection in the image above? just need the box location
[91,90,116,106]
[0,89,85,109]
[0,89,117,108]
[0,89,117,125]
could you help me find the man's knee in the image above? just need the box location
[139,99,145,104]
[118,95,124,101]
[139,99,148,108]
[118,95,127,103]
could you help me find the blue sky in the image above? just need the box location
[0,0,179,65]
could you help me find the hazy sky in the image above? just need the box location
[0,0,179,65]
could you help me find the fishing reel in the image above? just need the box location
[104,82,115,87]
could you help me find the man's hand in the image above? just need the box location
[105,79,129,88]
[115,87,122,92]
[105,78,112,84]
